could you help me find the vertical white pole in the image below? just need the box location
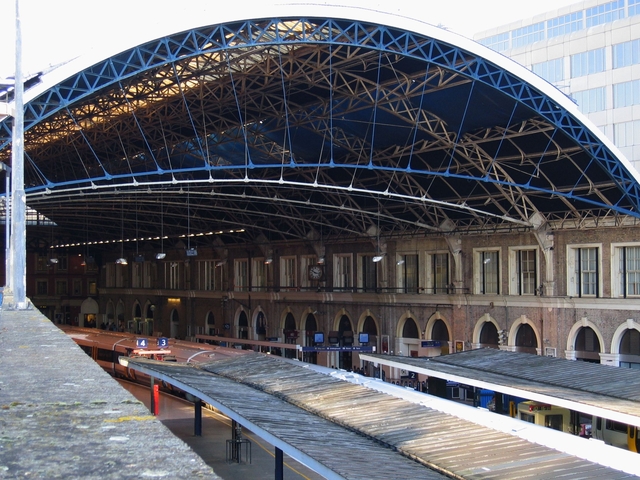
[10,0,27,308]
[3,164,10,291]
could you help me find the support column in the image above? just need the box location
[194,399,202,436]
[150,377,156,415]
[445,235,464,293]
[231,419,239,461]
[275,447,283,480]
[532,215,556,297]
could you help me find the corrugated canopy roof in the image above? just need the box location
[123,351,639,479]
[362,349,640,427]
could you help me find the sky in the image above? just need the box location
[0,0,581,80]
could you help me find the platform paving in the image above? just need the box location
[0,308,219,479]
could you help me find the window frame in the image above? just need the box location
[474,248,501,295]
[234,258,249,292]
[72,278,83,296]
[567,244,602,298]
[613,79,640,108]
[36,279,48,295]
[570,48,606,78]
[279,255,297,290]
[164,261,184,290]
[333,254,353,291]
[397,253,419,294]
[508,246,539,296]
[36,254,48,272]
[358,254,379,292]
[572,87,606,114]
[132,261,143,288]
[611,242,640,298]
[251,257,267,291]
[426,251,450,294]
[532,58,564,84]
[55,279,68,296]
[613,38,640,69]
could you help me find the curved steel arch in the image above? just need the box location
[1,13,639,247]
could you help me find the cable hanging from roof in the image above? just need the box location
[367,49,383,170]
[329,42,334,165]
[277,45,295,175]
[444,80,476,175]
[171,61,208,166]
[225,50,252,174]
[64,107,109,180]
[116,83,161,173]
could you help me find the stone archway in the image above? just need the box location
[565,317,605,362]
[510,315,541,354]
[472,313,499,349]
[80,297,99,328]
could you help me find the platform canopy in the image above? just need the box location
[1,3,639,250]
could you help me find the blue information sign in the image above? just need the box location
[136,338,148,348]
[157,337,169,348]
[421,340,442,347]
[301,346,374,353]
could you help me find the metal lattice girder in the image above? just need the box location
[1,12,640,247]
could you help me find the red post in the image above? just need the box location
[153,384,160,416]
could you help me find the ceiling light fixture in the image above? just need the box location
[116,198,127,265]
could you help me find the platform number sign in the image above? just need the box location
[136,338,149,349]
[157,337,169,348]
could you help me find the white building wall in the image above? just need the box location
[475,0,640,171]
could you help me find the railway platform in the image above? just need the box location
[119,381,325,480]
[0,308,218,479]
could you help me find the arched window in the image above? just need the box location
[431,319,449,341]
[305,314,317,335]
[238,311,249,340]
[515,324,537,353]
[362,316,377,335]
[402,318,419,338]
[303,313,318,364]
[256,311,267,337]
[479,322,499,347]
[338,315,354,369]
[620,329,640,355]
[206,311,215,336]
[619,329,640,368]
[283,312,297,358]
[574,327,601,362]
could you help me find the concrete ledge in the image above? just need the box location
[0,308,220,479]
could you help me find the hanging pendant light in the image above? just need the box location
[116,198,127,265]
[156,190,166,259]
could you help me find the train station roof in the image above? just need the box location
[1,2,639,251]
[362,349,640,427]
[122,352,640,479]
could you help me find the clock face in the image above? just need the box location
[308,265,324,280]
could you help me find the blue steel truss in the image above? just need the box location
[1,16,639,218]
